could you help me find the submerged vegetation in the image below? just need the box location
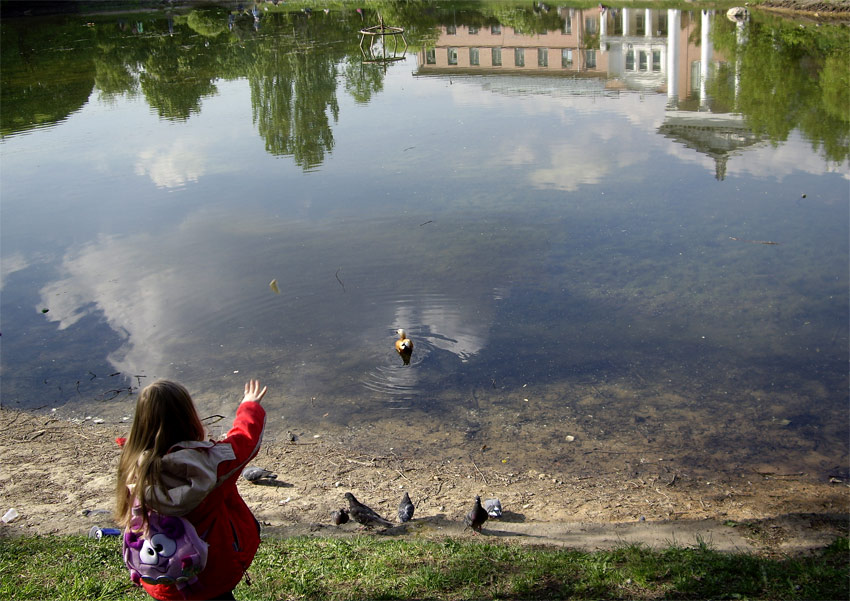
[0,534,847,600]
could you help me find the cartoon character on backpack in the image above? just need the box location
[123,509,209,589]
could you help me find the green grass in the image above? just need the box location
[0,535,847,600]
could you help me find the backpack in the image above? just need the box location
[122,506,209,590]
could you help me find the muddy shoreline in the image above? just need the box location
[1,408,846,555]
[755,0,850,18]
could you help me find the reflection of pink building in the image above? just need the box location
[416,8,728,106]
[416,7,608,74]
[600,8,727,104]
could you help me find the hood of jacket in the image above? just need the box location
[144,440,236,515]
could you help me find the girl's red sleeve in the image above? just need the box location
[216,401,266,481]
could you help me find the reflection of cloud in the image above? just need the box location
[394,296,487,362]
[441,80,668,190]
[38,233,181,375]
[1,252,30,291]
[725,131,850,181]
[528,142,643,191]
[135,138,207,188]
[36,210,248,377]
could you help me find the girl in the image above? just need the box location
[116,379,267,601]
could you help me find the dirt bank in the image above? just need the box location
[0,408,846,555]
[755,0,850,18]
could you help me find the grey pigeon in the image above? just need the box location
[331,508,349,526]
[344,492,394,529]
[464,495,488,533]
[242,466,277,482]
[397,492,414,523]
[483,498,502,518]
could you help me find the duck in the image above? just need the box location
[394,328,413,365]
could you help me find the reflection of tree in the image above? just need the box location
[139,32,219,121]
[710,15,849,163]
[0,21,95,136]
[5,2,846,166]
[186,8,229,38]
[342,56,385,104]
[246,19,341,168]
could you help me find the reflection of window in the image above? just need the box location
[469,25,479,35]
[514,48,525,67]
[657,12,667,35]
[448,47,458,65]
[690,61,701,93]
[492,47,502,66]
[585,17,597,34]
[491,24,501,35]
[652,50,661,71]
[625,49,635,70]
[446,25,457,35]
[561,48,573,68]
[637,13,645,36]
[426,48,436,64]
[563,14,572,34]
[586,50,597,69]
[470,47,480,66]
[639,51,647,71]
[538,48,548,67]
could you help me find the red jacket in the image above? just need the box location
[142,401,266,600]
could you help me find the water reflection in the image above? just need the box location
[1,3,847,166]
[0,3,847,481]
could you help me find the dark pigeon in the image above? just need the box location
[344,492,394,529]
[483,498,502,518]
[397,492,414,523]
[242,466,277,482]
[464,495,488,533]
[331,508,349,526]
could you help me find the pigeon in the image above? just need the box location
[483,498,502,518]
[344,492,394,529]
[397,492,414,523]
[331,508,349,526]
[242,466,277,483]
[464,495,488,533]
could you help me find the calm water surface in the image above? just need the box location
[1,3,848,480]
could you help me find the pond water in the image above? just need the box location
[1,2,848,481]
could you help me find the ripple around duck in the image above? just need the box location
[359,331,435,401]
[357,288,483,403]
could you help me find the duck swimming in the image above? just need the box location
[394,328,413,365]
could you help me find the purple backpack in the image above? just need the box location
[122,507,209,589]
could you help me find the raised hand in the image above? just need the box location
[241,379,268,404]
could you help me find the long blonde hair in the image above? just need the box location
[115,380,206,529]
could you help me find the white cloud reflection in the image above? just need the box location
[38,232,186,375]
[443,75,846,185]
[36,210,496,385]
[134,138,207,188]
[1,252,31,292]
[394,299,487,362]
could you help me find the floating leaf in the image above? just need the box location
[269,279,280,294]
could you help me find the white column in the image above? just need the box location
[666,9,680,107]
[734,19,747,107]
[622,8,631,36]
[700,10,713,110]
[600,10,607,37]
[645,9,653,36]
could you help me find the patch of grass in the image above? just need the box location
[0,535,847,600]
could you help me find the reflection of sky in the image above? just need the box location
[394,299,487,362]
[134,138,208,188]
[408,75,847,192]
[2,45,847,415]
